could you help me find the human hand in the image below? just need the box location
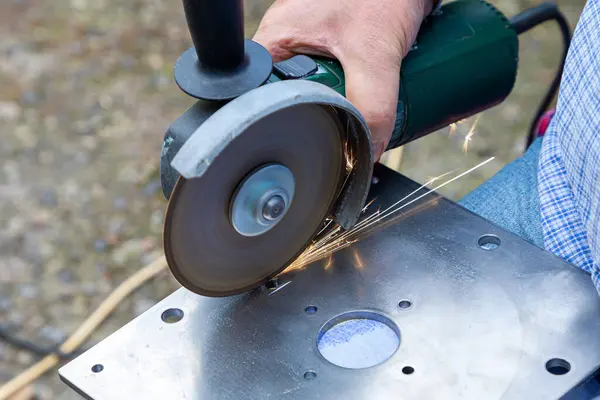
[253,0,435,160]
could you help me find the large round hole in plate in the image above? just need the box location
[317,311,400,369]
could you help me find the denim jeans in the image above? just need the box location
[459,137,544,248]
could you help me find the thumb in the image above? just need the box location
[252,32,296,63]
[341,56,401,161]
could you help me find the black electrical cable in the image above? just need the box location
[0,326,88,359]
[510,2,572,149]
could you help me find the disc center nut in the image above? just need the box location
[262,195,286,221]
[230,164,295,237]
[255,189,289,226]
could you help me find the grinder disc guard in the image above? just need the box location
[163,81,373,297]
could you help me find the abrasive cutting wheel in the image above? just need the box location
[163,81,373,297]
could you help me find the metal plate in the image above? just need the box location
[59,165,600,400]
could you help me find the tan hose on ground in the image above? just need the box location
[0,256,168,400]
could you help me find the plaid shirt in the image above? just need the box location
[538,0,600,293]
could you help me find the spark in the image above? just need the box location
[353,250,364,270]
[284,168,463,271]
[361,197,377,213]
[448,123,457,136]
[426,169,458,183]
[462,115,481,153]
[282,157,495,273]
[348,157,495,235]
[450,118,467,137]
[333,139,356,202]
[316,218,334,237]
[349,168,457,234]
[267,280,292,296]
[344,140,355,173]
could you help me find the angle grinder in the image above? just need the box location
[159,0,554,297]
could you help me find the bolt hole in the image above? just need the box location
[478,234,501,251]
[265,278,279,290]
[161,308,184,324]
[398,300,412,310]
[546,358,571,375]
[91,364,104,373]
[304,370,317,380]
[402,366,415,375]
[305,305,318,314]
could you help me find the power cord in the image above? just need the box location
[509,2,572,148]
[0,327,87,360]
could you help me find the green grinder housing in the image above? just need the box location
[269,0,518,149]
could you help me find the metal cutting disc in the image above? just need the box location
[163,103,345,296]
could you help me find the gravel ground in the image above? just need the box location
[0,0,587,398]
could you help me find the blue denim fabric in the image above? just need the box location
[458,137,544,248]
[563,375,600,400]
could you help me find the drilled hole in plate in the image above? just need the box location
[91,364,104,373]
[265,278,279,290]
[398,300,412,310]
[161,308,184,324]
[303,370,317,380]
[317,311,400,369]
[478,234,501,250]
[546,358,571,375]
[305,305,318,314]
[402,366,415,375]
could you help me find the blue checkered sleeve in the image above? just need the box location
[538,0,600,293]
